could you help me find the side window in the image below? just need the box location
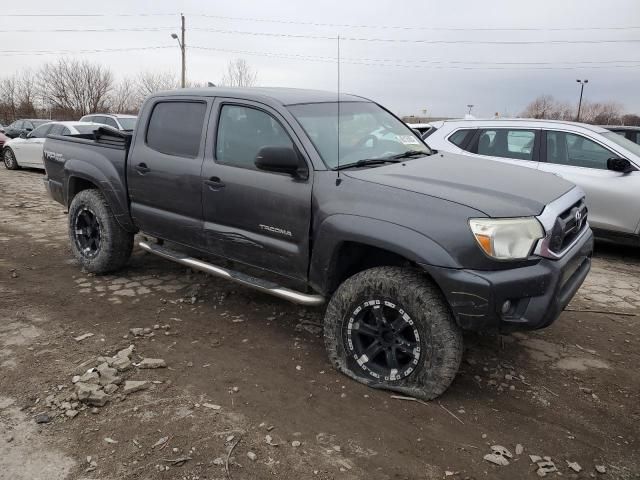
[11,121,23,129]
[448,129,473,148]
[60,127,71,135]
[546,131,613,170]
[215,104,294,170]
[29,124,53,138]
[146,101,207,158]
[103,117,118,128]
[91,116,106,125]
[474,129,535,160]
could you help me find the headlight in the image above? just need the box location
[469,217,544,260]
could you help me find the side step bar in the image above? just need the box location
[138,241,325,307]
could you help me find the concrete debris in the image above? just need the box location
[566,460,582,472]
[265,434,279,446]
[104,384,118,395]
[71,375,80,384]
[35,413,51,424]
[291,440,301,447]
[212,457,225,466]
[130,327,153,337]
[77,371,100,385]
[491,445,513,458]
[86,389,109,407]
[483,453,509,466]
[122,380,149,395]
[138,358,167,369]
[202,403,221,410]
[74,333,94,342]
[104,437,118,444]
[529,455,542,463]
[247,451,257,461]
[595,465,606,474]
[515,444,524,455]
[65,410,79,419]
[75,382,101,401]
[535,460,558,477]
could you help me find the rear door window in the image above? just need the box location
[102,117,119,128]
[448,129,473,148]
[146,101,207,158]
[546,131,614,170]
[30,124,53,138]
[473,129,536,160]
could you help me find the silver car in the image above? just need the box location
[426,119,640,244]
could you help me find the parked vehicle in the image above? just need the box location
[2,119,51,139]
[426,119,640,245]
[602,125,640,145]
[407,122,434,138]
[0,130,8,150]
[43,88,592,400]
[79,113,137,131]
[3,121,105,170]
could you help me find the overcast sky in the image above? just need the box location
[2,0,639,117]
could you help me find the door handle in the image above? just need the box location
[135,163,150,174]
[204,176,225,190]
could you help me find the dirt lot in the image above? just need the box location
[0,167,638,480]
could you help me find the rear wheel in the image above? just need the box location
[68,189,133,274]
[3,148,19,170]
[324,266,463,400]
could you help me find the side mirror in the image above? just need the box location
[607,157,635,174]
[255,146,308,179]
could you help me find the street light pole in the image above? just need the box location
[171,14,186,88]
[576,79,588,122]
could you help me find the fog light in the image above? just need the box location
[501,300,512,315]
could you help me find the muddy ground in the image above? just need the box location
[0,167,638,480]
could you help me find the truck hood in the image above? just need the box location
[344,152,575,217]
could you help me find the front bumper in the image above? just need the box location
[424,228,593,331]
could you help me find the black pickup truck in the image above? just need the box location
[43,88,593,399]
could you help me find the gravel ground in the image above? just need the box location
[0,167,638,480]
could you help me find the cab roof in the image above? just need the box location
[150,87,370,106]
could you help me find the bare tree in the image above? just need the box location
[109,77,139,113]
[579,101,623,125]
[520,95,574,120]
[136,71,180,98]
[220,59,258,87]
[621,113,640,126]
[38,58,114,118]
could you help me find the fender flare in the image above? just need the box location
[64,158,137,233]
[309,214,460,294]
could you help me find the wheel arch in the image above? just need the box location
[309,214,460,295]
[64,160,137,233]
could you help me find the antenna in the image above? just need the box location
[336,34,342,185]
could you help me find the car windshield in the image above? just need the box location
[32,120,49,127]
[117,117,137,130]
[602,132,640,159]
[288,102,430,169]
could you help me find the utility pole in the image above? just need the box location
[171,14,186,88]
[576,79,588,122]
[181,14,186,88]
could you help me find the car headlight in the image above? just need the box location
[469,217,544,260]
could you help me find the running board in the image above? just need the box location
[138,241,325,307]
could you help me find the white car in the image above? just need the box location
[79,113,137,131]
[425,119,640,244]
[3,121,105,170]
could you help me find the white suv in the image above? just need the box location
[79,114,137,131]
[426,119,640,244]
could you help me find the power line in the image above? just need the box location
[3,12,640,32]
[0,46,174,57]
[0,27,174,33]
[191,27,640,44]
[190,46,640,70]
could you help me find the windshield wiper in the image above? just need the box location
[387,150,430,160]
[334,158,402,171]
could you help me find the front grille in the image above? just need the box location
[548,199,588,254]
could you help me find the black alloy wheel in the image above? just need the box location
[73,208,102,258]
[343,298,421,382]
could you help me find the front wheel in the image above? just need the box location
[3,148,19,170]
[68,189,133,274]
[324,266,463,400]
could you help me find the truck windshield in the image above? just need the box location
[288,102,430,169]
